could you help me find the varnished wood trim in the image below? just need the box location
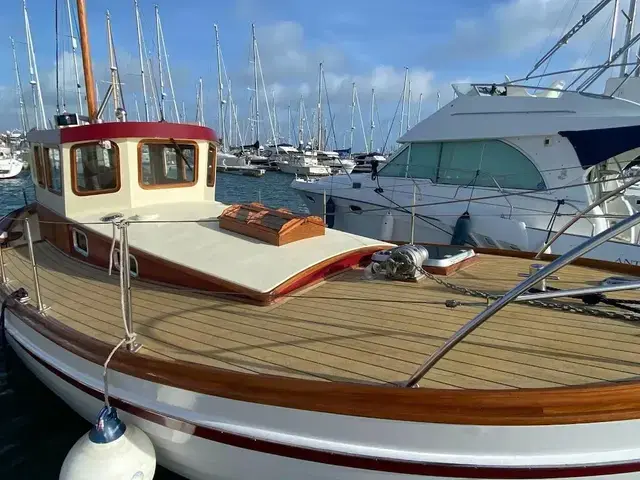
[6,284,640,427]
[137,139,199,190]
[42,146,63,196]
[70,141,121,197]
[12,336,640,478]
[33,144,46,188]
[207,143,216,187]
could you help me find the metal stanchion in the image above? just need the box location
[0,243,7,285]
[121,222,141,353]
[24,218,46,312]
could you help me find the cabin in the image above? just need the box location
[23,121,387,304]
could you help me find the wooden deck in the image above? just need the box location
[4,242,640,390]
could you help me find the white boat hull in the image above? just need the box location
[292,177,640,265]
[0,157,23,179]
[6,308,640,480]
[278,162,332,176]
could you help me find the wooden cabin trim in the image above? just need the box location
[34,204,378,304]
[59,121,217,144]
[6,284,640,427]
[42,145,63,196]
[207,143,216,187]
[33,144,46,188]
[69,141,122,197]
[137,138,199,190]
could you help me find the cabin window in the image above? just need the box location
[406,143,440,181]
[139,140,197,188]
[71,141,120,196]
[207,143,217,187]
[438,140,546,190]
[378,146,409,177]
[72,229,89,257]
[112,249,139,277]
[43,147,62,194]
[33,145,46,188]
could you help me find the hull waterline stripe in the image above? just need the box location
[7,330,640,479]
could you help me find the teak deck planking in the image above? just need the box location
[4,242,640,390]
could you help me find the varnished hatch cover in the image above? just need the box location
[219,203,325,246]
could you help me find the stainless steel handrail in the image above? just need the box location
[511,281,640,302]
[24,218,45,312]
[0,244,7,285]
[534,175,640,259]
[403,211,640,388]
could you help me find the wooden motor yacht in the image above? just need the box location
[3,2,640,479]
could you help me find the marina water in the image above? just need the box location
[0,171,307,479]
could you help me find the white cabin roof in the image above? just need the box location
[74,201,390,294]
[400,91,640,143]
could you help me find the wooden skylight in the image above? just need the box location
[218,203,325,246]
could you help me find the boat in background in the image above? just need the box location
[0,141,23,179]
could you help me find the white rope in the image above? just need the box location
[102,337,126,407]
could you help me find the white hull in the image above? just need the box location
[292,176,640,265]
[278,162,332,176]
[0,157,23,178]
[6,308,640,480]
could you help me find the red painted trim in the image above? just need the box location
[10,331,640,479]
[59,122,217,144]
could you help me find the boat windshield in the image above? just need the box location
[139,140,197,188]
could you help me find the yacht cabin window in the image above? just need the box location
[139,140,197,188]
[379,140,546,190]
[33,145,46,188]
[43,147,62,194]
[71,141,120,196]
[207,143,217,187]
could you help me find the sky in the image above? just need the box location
[0,0,632,151]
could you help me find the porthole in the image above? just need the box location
[112,249,139,277]
[349,205,363,214]
[306,195,316,203]
[72,229,89,257]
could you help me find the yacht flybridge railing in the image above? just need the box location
[403,210,640,388]
[535,174,640,258]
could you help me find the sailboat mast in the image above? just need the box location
[75,0,97,121]
[23,0,46,128]
[406,79,412,132]
[106,10,119,114]
[227,80,233,146]
[214,24,225,149]
[155,7,179,122]
[620,0,637,76]
[65,0,83,115]
[298,95,304,148]
[399,67,408,137]
[287,103,292,145]
[199,77,204,126]
[609,0,621,62]
[10,37,29,132]
[251,23,259,144]
[416,92,423,124]
[316,62,323,150]
[369,88,375,153]
[349,82,356,155]
[155,5,165,120]
[134,0,149,121]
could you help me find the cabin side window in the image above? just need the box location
[33,145,46,188]
[207,143,217,187]
[112,249,139,277]
[378,146,409,177]
[43,147,63,194]
[71,141,120,196]
[72,229,89,256]
[438,140,546,190]
[139,140,197,188]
